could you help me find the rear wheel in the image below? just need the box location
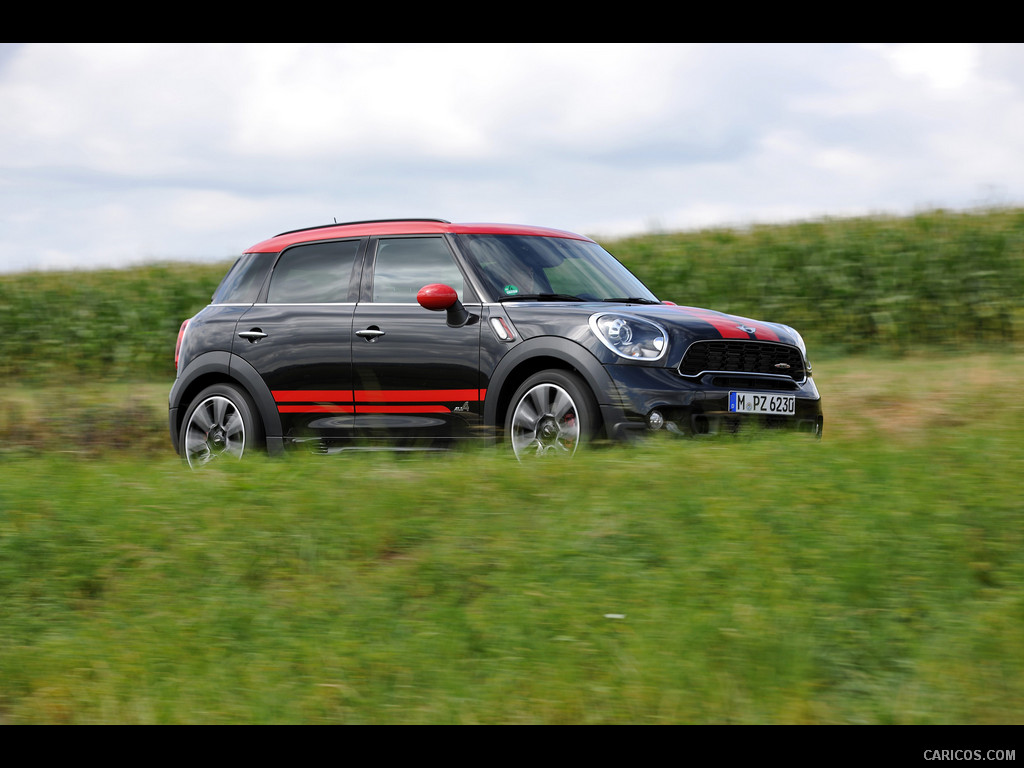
[505,369,598,460]
[179,383,263,469]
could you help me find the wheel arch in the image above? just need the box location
[169,351,284,455]
[484,337,622,440]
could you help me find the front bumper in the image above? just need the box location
[600,365,823,439]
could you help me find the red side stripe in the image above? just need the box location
[354,389,483,403]
[273,388,486,414]
[273,390,353,402]
[278,405,355,413]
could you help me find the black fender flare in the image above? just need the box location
[227,354,283,447]
[169,350,231,453]
[169,350,284,455]
[483,336,626,437]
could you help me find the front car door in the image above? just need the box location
[351,235,484,444]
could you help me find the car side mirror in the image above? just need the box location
[417,284,471,327]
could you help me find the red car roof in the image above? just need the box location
[246,220,594,253]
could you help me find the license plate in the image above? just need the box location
[728,392,796,415]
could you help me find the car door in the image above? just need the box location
[351,235,483,442]
[233,238,363,442]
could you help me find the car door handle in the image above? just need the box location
[238,330,268,342]
[356,328,386,341]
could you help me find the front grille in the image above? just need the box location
[679,341,806,381]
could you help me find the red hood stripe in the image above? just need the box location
[668,306,780,341]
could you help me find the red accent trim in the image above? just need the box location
[671,306,748,338]
[417,283,458,311]
[354,388,482,403]
[273,390,353,402]
[174,319,189,370]
[278,405,354,413]
[273,388,486,415]
[248,222,593,253]
[669,306,780,341]
[744,319,779,341]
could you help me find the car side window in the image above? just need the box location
[212,252,276,304]
[371,237,464,303]
[267,240,360,304]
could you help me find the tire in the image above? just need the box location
[179,383,264,469]
[505,369,599,460]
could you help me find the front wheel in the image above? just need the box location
[179,383,263,469]
[505,370,599,460]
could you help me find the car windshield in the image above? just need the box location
[455,234,658,303]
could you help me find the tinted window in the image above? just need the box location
[456,234,657,302]
[212,252,275,304]
[268,240,360,304]
[371,237,464,303]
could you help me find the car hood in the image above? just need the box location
[646,304,801,345]
[501,301,806,360]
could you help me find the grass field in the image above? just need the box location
[1,353,1022,723]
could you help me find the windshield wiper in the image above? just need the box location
[601,297,660,304]
[498,293,587,302]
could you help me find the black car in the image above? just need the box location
[170,219,822,466]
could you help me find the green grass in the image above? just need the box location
[1,354,1022,723]
[2,209,1022,721]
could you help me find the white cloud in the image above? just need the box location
[873,43,979,91]
[1,43,1023,272]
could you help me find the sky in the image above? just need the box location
[2,43,1023,273]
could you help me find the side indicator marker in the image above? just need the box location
[489,317,515,342]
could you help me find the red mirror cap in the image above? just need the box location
[417,283,458,311]
[661,300,677,306]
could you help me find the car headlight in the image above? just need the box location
[589,314,668,361]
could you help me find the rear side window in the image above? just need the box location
[267,240,361,304]
[212,252,275,304]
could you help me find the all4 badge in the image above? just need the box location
[503,285,519,296]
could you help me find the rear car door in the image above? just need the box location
[233,238,363,442]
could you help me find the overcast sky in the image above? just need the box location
[2,43,1022,273]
